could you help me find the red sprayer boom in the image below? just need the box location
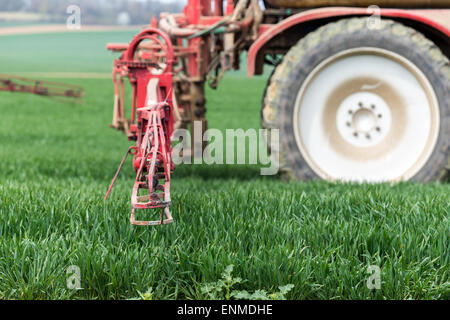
[105,0,268,225]
[0,74,84,103]
[105,28,175,226]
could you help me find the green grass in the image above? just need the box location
[0,32,449,300]
[0,31,139,73]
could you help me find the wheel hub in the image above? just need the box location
[294,48,440,182]
[336,92,391,147]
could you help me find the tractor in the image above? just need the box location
[105,0,450,225]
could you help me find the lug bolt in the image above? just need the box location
[366,134,371,139]
[358,102,363,108]
[353,132,358,137]
[346,121,351,127]
[378,114,382,118]
[376,127,381,132]
[371,104,376,109]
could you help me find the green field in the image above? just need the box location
[0,31,449,300]
[0,31,139,73]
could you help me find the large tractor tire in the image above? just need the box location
[262,17,449,182]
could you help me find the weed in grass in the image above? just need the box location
[200,265,294,300]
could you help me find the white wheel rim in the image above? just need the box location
[293,48,440,182]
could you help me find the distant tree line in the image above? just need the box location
[0,0,185,25]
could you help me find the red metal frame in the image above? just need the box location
[248,7,450,76]
[105,28,175,225]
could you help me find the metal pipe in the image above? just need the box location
[159,14,199,37]
[231,0,249,21]
[214,0,224,16]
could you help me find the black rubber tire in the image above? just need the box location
[262,17,449,182]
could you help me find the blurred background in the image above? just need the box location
[0,0,185,26]
[0,0,191,74]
